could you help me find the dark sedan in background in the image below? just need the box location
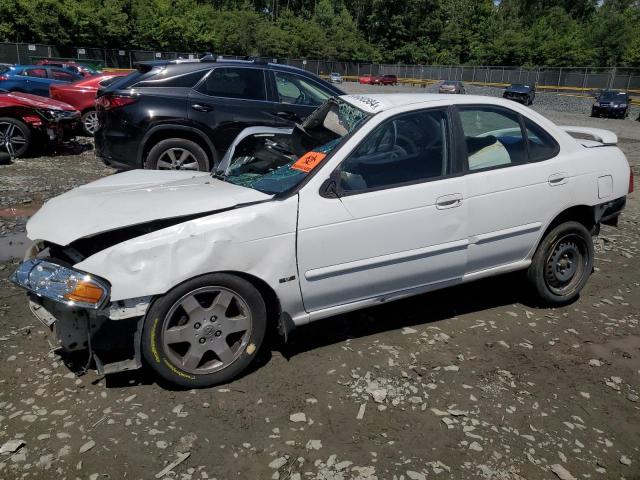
[503,83,536,105]
[591,90,630,119]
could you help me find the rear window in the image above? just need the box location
[197,67,266,101]
[134,69,207,88]
[0,66,9,75]
[98,77,119,87]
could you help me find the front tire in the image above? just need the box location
[146,138,210,171]
[141,274,267,388]
[0,117,32,157]
[81,110,98,136]
[527,221,594,305]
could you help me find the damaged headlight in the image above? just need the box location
[10,259,109,309]
[37,109,79,121]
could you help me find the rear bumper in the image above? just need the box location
[599,196,626,226]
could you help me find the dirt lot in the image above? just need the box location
[0,85,639,480]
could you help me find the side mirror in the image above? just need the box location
[320,176,340,198]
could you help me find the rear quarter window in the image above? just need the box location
[133,69,208,88]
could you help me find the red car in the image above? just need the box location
[358,75,380,85]
[35,59,100,78]
[0,89,80,157]
[50,71,129,135]
[358,74,398,86]
[378,74,398,86]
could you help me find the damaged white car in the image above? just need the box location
[12,94,632,388]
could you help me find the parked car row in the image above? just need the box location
[0,61,130,156]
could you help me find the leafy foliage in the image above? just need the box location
[0,0,638,66]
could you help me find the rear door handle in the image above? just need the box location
[436,193,463,209]
[191,103,214,112]
[548,173,568,186]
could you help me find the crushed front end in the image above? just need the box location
[10,243,149,375]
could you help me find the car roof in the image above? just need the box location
[339,93,522,114]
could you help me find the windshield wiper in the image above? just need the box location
[211,170,227,181]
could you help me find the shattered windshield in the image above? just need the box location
[220,98,369,194]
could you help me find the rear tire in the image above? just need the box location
[0,117,32,157]
[141,273,267,388]
[146,138,210,171]
[527,221,594,306]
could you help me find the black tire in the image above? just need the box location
[141,273,267,388]
[145,138,210,171]
[527,221,594,306]
[0,117,32,157]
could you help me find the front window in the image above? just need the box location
[218,98,369,194]
[274,71,332,107]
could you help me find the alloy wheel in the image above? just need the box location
[156,147,199,170]
[83,111,99,135]
[160,286,252,374]
[0,121,27,156]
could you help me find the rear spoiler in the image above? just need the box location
[559,126,617,146]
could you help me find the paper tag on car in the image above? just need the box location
[291,151,326,173]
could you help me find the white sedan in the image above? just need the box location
[11,94,632,387]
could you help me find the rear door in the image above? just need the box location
[188,66,276,153]
[456,105,564,276]
[268,70,336,125]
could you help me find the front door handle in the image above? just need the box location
[275,111,301,122]
[548,173,568,186]
[191,103,214,112]
[436,193,463,209]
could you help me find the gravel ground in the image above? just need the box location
[0,86,639,480]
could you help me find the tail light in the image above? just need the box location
[96,94,137,111]
[0,75,7,81]
[629,169,635,194]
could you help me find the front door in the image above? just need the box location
[297,107,467,312]
[189,66,276,153]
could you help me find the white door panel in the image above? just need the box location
[465,160,570,273]
[297,177,467,312]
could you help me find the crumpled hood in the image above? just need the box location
[27,170,272,246]
[0,92,77,110]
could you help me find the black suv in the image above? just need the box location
[591,90,630,119]
[503,84,536,105]
[95,58,344,171]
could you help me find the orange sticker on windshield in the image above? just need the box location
[291,151,326,173]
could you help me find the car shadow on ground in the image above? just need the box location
[101,272,540,390]
[279,271,538,359]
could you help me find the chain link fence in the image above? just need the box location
[2,42,639,92]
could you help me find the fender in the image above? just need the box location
[137,124,219,166]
